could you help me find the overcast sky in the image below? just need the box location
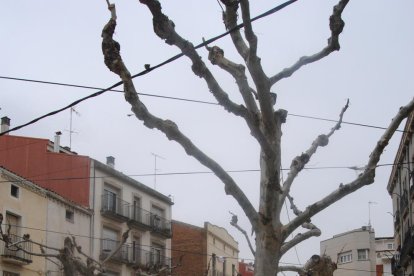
[2,0,414,273]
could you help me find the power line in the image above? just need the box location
[0,0,298,136]
[0,162,412,184]
[0,75,407,133]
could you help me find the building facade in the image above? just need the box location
[387,111,414,276]
[320,226,376,276]
[0,117,174,275]
[172,221,239,276]
[375,237,395,276]
[0,167,92,276]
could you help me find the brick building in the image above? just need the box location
[172,220,239,276]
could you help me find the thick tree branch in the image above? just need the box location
[280,100,349,211]
[284,98,414,237]
[102,3,259,229]
[280,227,321,256]
[239,0,258,55]
[139,0,249,121]
[220,0,249,60]
[270,0,350,86]
[204,43,258,113]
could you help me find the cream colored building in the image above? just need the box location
[205,222,239,276]
[0,167,47,276]
[320,226,376,276]
[0,167,92,276]
[89,158,173,275]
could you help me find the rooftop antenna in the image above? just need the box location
[368,201,378,227]
[151,152,165,190]
[65,107,80,149]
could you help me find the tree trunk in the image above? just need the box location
[254,227,281,276]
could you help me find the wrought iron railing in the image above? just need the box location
[101,194,130,218]
[0,234,33,263]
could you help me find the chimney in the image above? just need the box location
[106,156,115,168]
[54,131,62,152]
[1,116,11,134]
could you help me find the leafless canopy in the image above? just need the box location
[100,0,414,274]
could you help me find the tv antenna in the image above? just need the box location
[151,152,165,190]
[368,201,377,227]
[65,107,80,149]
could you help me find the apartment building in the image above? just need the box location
[387,111,414,276]
[320,226,376,276]
[0,117,174,275]
[0,167,92,276]
[172,220,239,276]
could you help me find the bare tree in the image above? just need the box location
[101,0,414,275]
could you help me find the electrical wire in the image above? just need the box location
[0,75,408,133]
[0,0,298,136]
[0,162,412,184]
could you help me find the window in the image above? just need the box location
[10,184,19,198]
[102,227,118,253]
[338,251,352,264]
[66,210,74,223]
[151,205,165,229]
[3,272,20,276]
[103,185,119,213]
[151,242,164,265]
[357,249,369,261]
[6,212,20,236]
[132,197,141,222]
[387,243,394,250]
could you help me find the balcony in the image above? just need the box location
[150,214,172,238]
[99,239,129,263]
[128,206,152,230]
[101,194,130,221]
[400,192,409,216]
[395,210,401,230]
[101,195,172,237]
[399,227,414,268]
[0,234,32,265]
[145,251,171,268]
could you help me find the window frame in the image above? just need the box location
[65,209,75,223]
[357,249,369,261]
[338,251,352,264]
[10,184,19,198]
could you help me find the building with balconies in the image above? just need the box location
[0,117,173,275]
[387,111,414,276]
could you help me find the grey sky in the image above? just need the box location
[2,0,414,273]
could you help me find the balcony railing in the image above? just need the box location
[146,251,171,268]
[99,239,129,263]
[400,192,409,215]
[130,205,151,228]
[101,194,130,220]
[100,242,171,269]
[0,234,32,264]
[101,195,172,236]
[150,214,172,237]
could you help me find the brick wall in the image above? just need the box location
[172,221,207,275]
